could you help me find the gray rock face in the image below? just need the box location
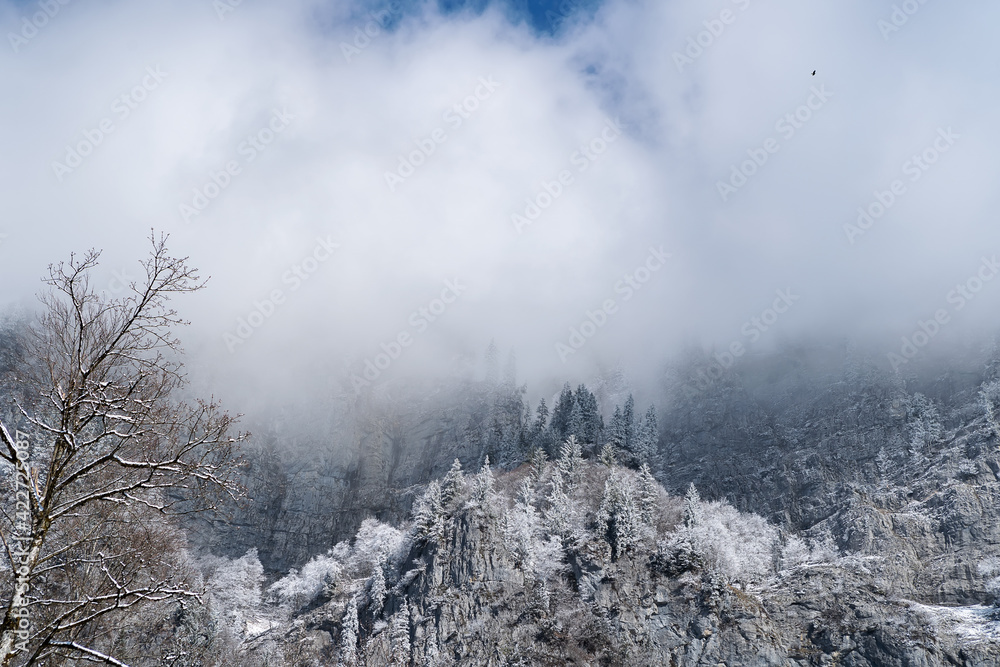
[193,382,493,572]
[209,343,1000,664]
[254,456,1000,666]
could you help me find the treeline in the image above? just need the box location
[468,342,660,472]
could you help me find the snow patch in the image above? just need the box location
[908,601,1000,643]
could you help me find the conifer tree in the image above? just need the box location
[633,405,658,465]
[531,399,553,453]
[623,394,636,449]
[339,596,359,666]
[441,458,465,506]
[530,446,548,482]
[389,598,411,665]
[369,557,388,617]
[683,482,702,529]
[471,456,497,514]
[544,468,572,539]
[598,471,641,560]
[556,436,584,488]
[574,384,602,445]
[608,405,627,452]
[599,442,617,467]
[550,383,575,439]
[637,463,658,524]
[413,480,446,542]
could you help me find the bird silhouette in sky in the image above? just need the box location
[812,70,816,76]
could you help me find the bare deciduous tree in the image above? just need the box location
[0,233,246,666]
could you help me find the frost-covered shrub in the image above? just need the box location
[351,518,405,573]
[779,534,836,572]
[267,551,344,612]
[206,548,265,638]
[679,497,779,584]
[780,535,811,571]
[654,531,704,576]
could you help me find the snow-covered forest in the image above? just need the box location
[4,271,1000,665]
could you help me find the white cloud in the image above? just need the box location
[1,0,998,401]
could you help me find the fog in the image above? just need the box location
[1,0,998,410]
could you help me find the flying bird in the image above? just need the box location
[812,70,816,75]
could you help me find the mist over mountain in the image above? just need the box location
[1,0,999,405]
[3,0,1000,665]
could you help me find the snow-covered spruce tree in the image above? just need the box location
[471,456,495,505]
[505,479,541,572]
[550,383,575,442]
[683,482,702,529]
[530,446,548,482]
[622,394,636,452]
[529,399,552,453]
[597,470,642,561]
[637,463,658,524]
[441,458,465,507]
[599,442,617,467]
[567,401,584,448]
[339,596,359,667]
[413,480,446,543]
[368,556,388,618]
[570,384,602,449]
[608,405,626,454]
[556,435,584,489]
[609,395,642,465]
[635,406,658,467]
[388,598,411,666]
[543,467,572,540]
